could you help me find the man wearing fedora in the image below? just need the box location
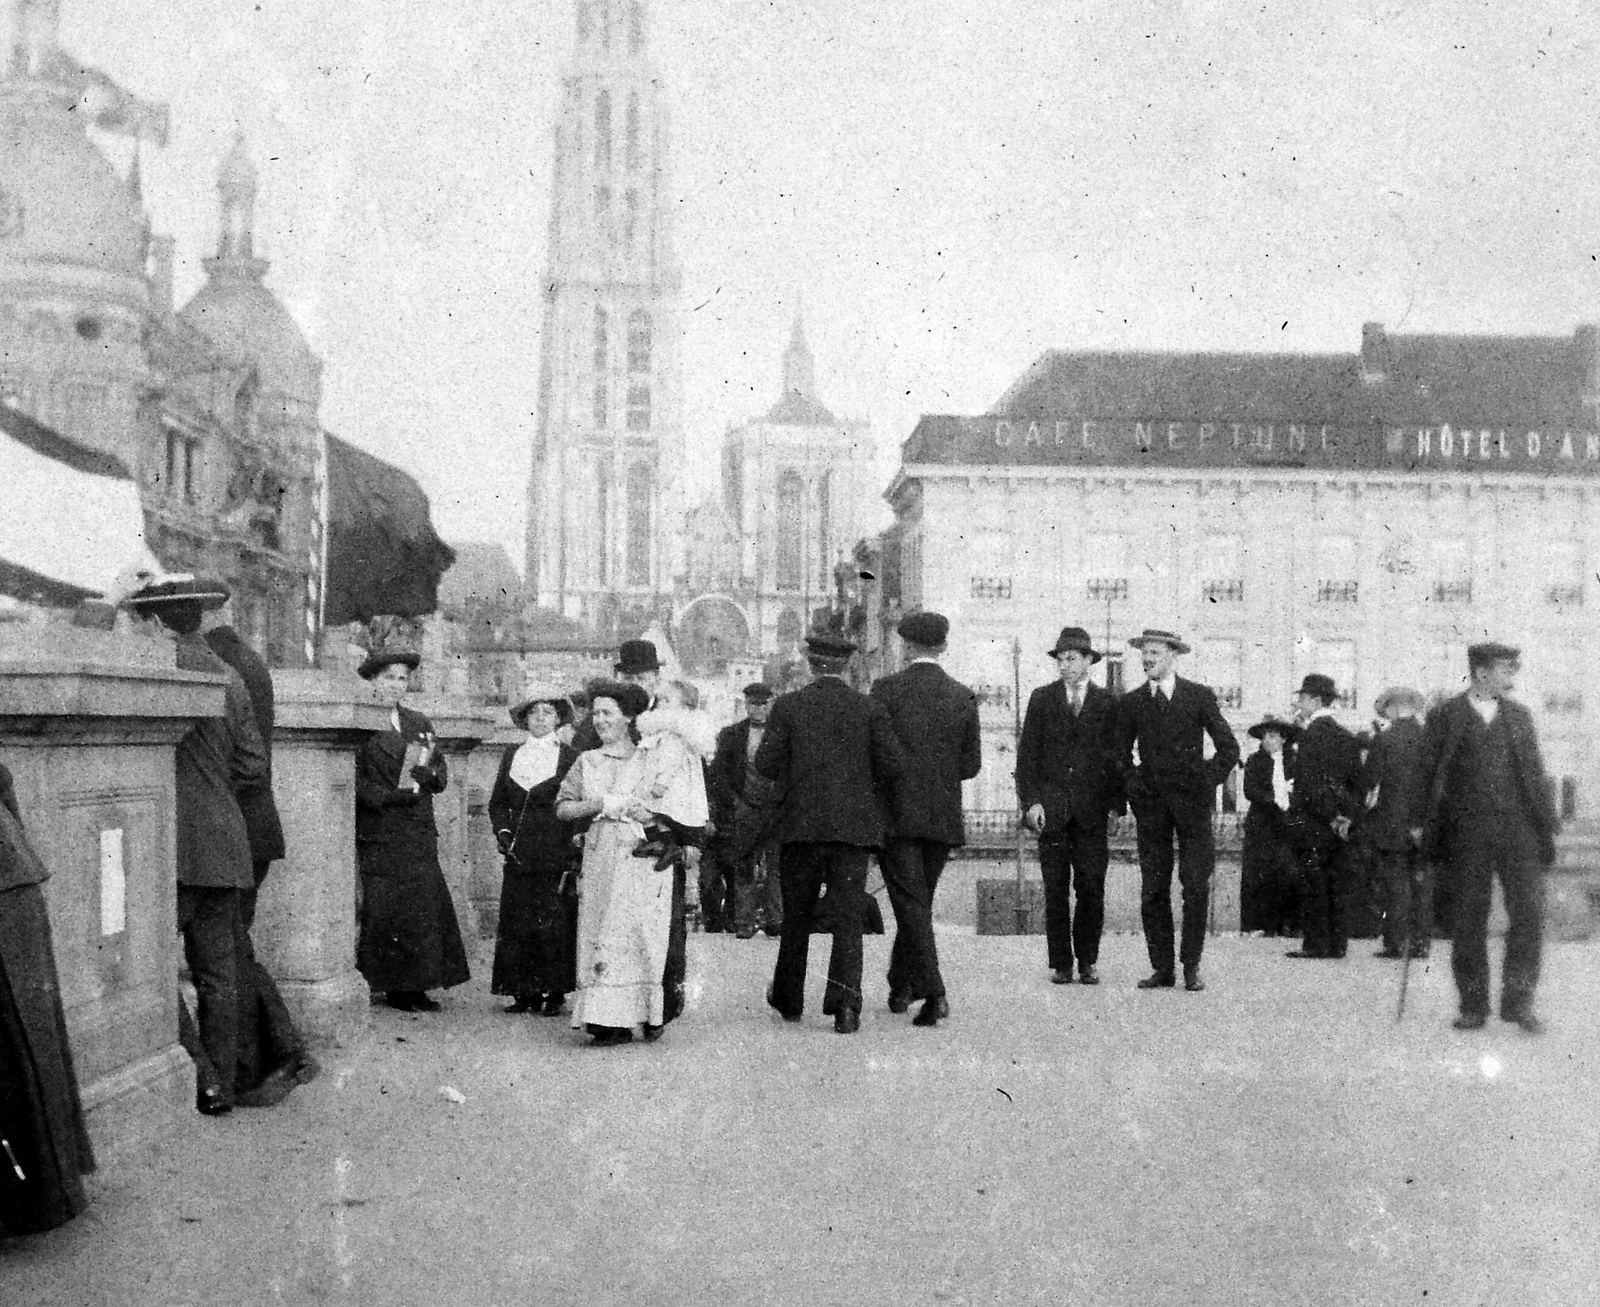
[755,632,905,1034]
[1283,674,1365,962]
[1115,628,1239,992]
[870,612,981,1026]
[1017,626,1124,985]
[1362,687,1430,961]
[123,576,269,1115]
[1410,643,1558,1034]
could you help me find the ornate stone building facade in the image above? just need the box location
[887,324,1600,829]
[524,0,684,638]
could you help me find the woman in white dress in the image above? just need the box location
[556,680,675,1045]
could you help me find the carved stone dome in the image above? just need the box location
[180,275,321,404]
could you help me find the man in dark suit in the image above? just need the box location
[755,632,905,1033]
[1411,643,1559,1034]
[706,682,777,937]
[1362,686,1430,960]
[123,576,268,1115]
[1283,674,1365,961]
[870,612,981,1027]
[1115,628,1239,992]
[202,612,319,1105]
[1017,625,1123,986]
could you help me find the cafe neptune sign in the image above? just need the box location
[903,415,1600,476]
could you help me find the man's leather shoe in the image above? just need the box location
[1136,972,1175,989]
[504,996,538,1014]
[912,996,949,1027]
[1183,967,1205,993]
[1503,1010,1545,1035]
[236,1064,300,1109]
[411,993,442,1012]
[1452,1012,1487,1030]
[1077,966,1099,986]
[887,985,913,1014]
[834,1008,861,1035]
[766,987,801,1022]
[1050,969,1074,985]
[1284,949,1328,960]
[196,1084,232,1116]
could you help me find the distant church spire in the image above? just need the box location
[205,131,268,283]
[782,310,816,401]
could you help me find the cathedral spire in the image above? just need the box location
[782,309,816,402]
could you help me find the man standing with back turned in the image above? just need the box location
[871,612,981,1028]
[756,632,905,1034]
[1116,628,1239,993]
[1412,642,1558,1034]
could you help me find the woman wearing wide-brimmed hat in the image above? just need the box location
[1240,716,1300,936]
[488,686,580,1015]
[354,649,470,1012]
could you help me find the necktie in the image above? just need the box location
[1069,688,1080,715]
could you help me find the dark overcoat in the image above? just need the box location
[203,625,286,865]
[1115,676,1240,824]
[752,676,905,849]
[1016,679,1123,835]
[870,661,982,846]
[707,717,758,830]
[354,704,469,992]
[1287,716,1364,853]
[487,741,579,997]
[1359,718,1426,854]
[173,631,267,890]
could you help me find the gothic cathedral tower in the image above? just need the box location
[525,0,683,635]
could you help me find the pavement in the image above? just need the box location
[3,927,1597,1307]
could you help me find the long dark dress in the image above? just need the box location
[1241,747,1300,936]
[355,706,470,995]
[0,764,95,1236]
[488,740,579,1000]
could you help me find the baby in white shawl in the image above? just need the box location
[632,680,716,865]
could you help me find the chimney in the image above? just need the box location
[1359,321,1388,385]
[1576,323,1599,420]
[148,234,175,315]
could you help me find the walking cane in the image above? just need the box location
[1396,851,1417,1023]
[1012,636,1027,935]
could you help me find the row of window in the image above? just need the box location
[967,572,1585,609]
[578,2,645,55]
[774,470,833,593]
[591,183,647,250]
[591,89,646,173]
[581,461,653,589]
[590,307,652,430]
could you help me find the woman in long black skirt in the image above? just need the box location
[354,650,470,1012]
[1240,717,1300,936]
[489,687,579,1016]
[0,762,95,1236]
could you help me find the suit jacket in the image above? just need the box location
[707,717,762,829]
[870,661,982,846]
[1286,715,1364,854]
[752,675,906,849]
[355,703,450,852]
[1411,694,1559,865]
[203,625,287,866]
[1116,675,1240,823]
[1359,718,1425,853]
[1016,679,1122,836]
[172,631,268,889]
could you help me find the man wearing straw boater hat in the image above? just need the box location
[1016,625,1124,986]
[870,611,981,1027]
[1115,628,1239,992]
[123,575,269,1115]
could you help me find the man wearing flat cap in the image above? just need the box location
[123,576,269,1114]
[1362,687,1430,962]
[870,612,981,1026]
[1017,626,1123,985]
[1114,628,1239,992]
[1411,643,1559,1034]
[706,683,781,937]
[1284,674,1365,962]
[755,632,905,1033]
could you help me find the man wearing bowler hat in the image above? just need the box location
[1017,626,1124,985]
[123,575,269,1114]
[755,632,905,1033]
[1283,674,1364,962]
[1410,642,1558,1034]
[1115,628,1239,992]
[870,611,981,1026]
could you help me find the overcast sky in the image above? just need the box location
[67,0,1600,566]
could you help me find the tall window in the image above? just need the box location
[1084,532,1128,602]
[776,472,804,591]
[596,471,610,585]
[1195,639,1243,709]
[623,188,639,246]
[1315,535,1358,604]
[626,93,641,170]
[594,91,611,170]
[628,1,643,51]
[817,472,831,588]
[627,310,651,373]
[1545,538,1585,606]
[593,184,610,238]
[592,308,608,428]
[1200,533,1243,603]
[1430,535,1472,604]
[625,383,651,431]
[577,1,591,42]
[775,606,802,652]
[969,529,1013,601]
[592,381,608,429]
[625,461,653,587]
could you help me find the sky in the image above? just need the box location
[61,0,1600,569]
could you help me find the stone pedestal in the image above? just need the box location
[258,671,391,1046]
[409,698,498,945]
[0,625,224,1163]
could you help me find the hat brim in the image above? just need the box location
[1129,636,1191,655]
[1048,643,1103,663]
[124,590,230,612]
[509,696,573,727]
[358,651,422,680]
[1248,720,1299,741]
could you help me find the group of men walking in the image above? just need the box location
[745,611,1559,1037]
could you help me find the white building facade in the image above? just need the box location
[885,325,1600,832]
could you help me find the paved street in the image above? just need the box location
[4,926,1597,1307]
